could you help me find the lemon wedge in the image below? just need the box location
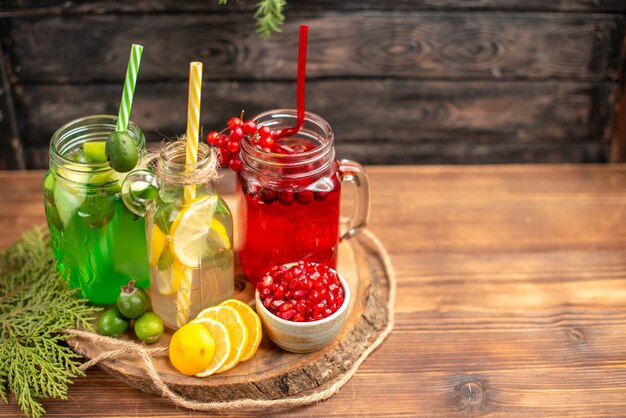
[148,224,168,266]
[170,195,231,268]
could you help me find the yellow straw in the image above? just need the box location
[176,61,203,328]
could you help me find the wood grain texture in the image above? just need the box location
[3,0,626,14]
[0,45,24,169]
[13,80,613,167]
[2,164,626,416]
[4,13,624,82]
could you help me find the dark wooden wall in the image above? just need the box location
[1,0,626,169]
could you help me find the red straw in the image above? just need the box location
[274,24,308,140]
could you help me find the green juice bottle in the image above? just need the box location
[43,115,150,304]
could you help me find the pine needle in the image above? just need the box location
[218,0,287,40]
[0,227,100,418]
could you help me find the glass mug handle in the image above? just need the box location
[121,168,160,217]
[337,159,370,241]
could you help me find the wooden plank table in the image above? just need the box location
[2,164,626,416]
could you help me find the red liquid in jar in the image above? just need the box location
[238,141,341,283]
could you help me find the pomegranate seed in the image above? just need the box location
[296,190,314,204]
[242,120,257,135]
[279,302,293,313]
[227,117,243,129]
[258,126,272,140]
[256,261,344,322]
[229,157,243,172]
[310,290,321,301]
[313,301,326,312]
[207,131,220,146]
[274,284,284,299]
[296,301,308,313]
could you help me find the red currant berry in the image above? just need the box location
[229,157,243,172]
[227,140,241,153]
[259,188,276,204]
[314,191,329,202]
[278,191,294,206]
[296,190,314,204]
[227,117,242,130]
[258,126,272,140]
[230,127,244,142]
[242,120,257,135]
[218,149,230,167]
[259,136,274,149]
[217,134,229,150]
[206,131,220,146]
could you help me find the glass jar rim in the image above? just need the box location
[49,114,145,175]
[241,109,335,177]
[157,140,218,186]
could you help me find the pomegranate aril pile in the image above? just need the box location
[257,261,345,322]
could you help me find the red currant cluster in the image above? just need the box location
[257,261,345,322]
[207,113,313,173]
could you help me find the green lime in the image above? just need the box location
[68,150,92,164]
[44,199,63,230]
[78,194,115,228]
[98,307,130,337]
[106,131,138,173]
[117,280,150,319]
[53,181,85,226]
[134,312,164,344]
[43,171,56,196]
[83,141,108,163]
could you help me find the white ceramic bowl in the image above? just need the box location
[255,269,350,353]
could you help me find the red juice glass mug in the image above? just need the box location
[237,109,370,283]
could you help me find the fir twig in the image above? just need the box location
[0,227,100,418]
[217,0,286,40]
[255,0,287,39]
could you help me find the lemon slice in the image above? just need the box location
[170,195,221,268]
[83,141,108,163]
[219,299,262,362]
[148,224,168,266]
[154,259,184,296]
[195,305,248,373]
[192,318,231,377]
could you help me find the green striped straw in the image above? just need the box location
[116,44,144,132]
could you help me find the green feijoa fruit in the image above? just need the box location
[44,199,64,231]
[78,194,115,228]
[98,307,130,337]
[105,131,139,173]
[117,280,150,319]
[134,312,164,344]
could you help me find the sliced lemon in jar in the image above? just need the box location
[195,305,248,373]
[148,223,168,266]
[155,257,184,296]
[170,195,222,268]
[192,318,231,378]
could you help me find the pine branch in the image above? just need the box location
[0,227,100,418]
[255,0,287,40]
